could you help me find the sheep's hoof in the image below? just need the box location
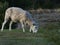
[1,29,3,32]
[23,31,25,32]
[9,29,11,31]
[30,30,32,32]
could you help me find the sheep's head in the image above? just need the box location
[31,22,38,33]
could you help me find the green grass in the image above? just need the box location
[0,28,60,45]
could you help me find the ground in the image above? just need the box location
[0,28,60,45]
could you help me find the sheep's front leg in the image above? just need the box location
[9,21,13,31]
[29,26,32,32]
[21,22,25,32]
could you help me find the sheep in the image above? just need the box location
[1,7,38,33]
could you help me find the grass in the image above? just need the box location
[0,28,60,45]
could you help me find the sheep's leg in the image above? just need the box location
[29,26,32,32]
[9,21,13,31]
[21,22,25,32]
[1,20,7,31]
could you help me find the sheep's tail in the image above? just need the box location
[4,8,12,20]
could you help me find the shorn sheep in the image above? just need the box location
[1,7,38,33]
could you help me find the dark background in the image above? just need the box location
[0,0,60,9]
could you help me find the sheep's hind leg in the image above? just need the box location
[9,21,13,31]
[1,20,7,32]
